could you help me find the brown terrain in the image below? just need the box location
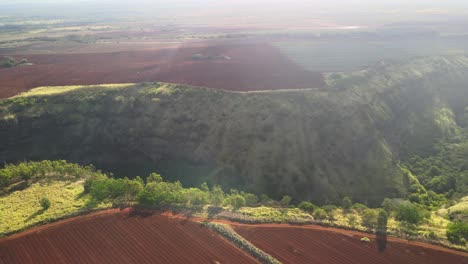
[233,224,468,264]
[0,40,324,98]
[0,209,258,264]
[2,210,467,264]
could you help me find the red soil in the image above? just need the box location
[0,209,258,264]
[2,210,467,264]
[0,41,324,98]
[233,225,468,264]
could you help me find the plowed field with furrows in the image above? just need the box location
[0,41,324,98]
[234,225,468,264]
[0,210,258,264]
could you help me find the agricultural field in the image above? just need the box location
[0,210,258,264]
[275,36,468,72]
[233,225,468,264]
[0,40,324,98]
[2,208,467,264]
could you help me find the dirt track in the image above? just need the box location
[0,209,258,264]
[2,210,467,264]
[0,41,324,98]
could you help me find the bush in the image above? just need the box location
[298,201,316,213]
[447,222,468,245]
[138,181,183,205]
[396,203,422,224]
[360,237,371,243]
[146,173,162,183]
[243,193,259,207]
[229,195,246,211]
[381,198,401,215]
[280,195,292,207]
[183,188,209,206]
[342,197,352,210]
[40,197,51,210]
[361,209,378,228]
[322,205,336,220]
[210,185,225,206]
[351,203,368,213]
[377,210,388,231]
[313,208,328,220]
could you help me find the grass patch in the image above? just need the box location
[15,83,136,97]
[0,180,108,236]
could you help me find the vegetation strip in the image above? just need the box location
[1,160,467,252]
[203,222,282,264]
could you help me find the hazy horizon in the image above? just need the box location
[2,0,468,28]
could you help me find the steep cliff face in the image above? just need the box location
[1,56,467,205]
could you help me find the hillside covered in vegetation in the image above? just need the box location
[1,56,468,206]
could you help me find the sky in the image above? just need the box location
[1,0,468,27]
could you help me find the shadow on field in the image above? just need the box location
[376,230,388,252]
[25,208,46,222]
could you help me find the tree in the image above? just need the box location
[243,193,259,207]
[342,197,352,210]
[396,203,422,224]
[377,210,388,231]
[351,203,368,213]
[210,185,224,206]
[298,201,316,213]
[322,205,337,220]
[259,194,273,205]
[313,208,328,220]
[361,209,378,228]
[146,173,163,183]
[229,195,246,211]
[280,195,292,207]
[447,222,468,245]
[200,182,209,192]
[184,188,208,206]
[40,197,51,210]
[381,198,400,215]
[138,181,183,205]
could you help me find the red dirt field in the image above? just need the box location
[0,40,324,98]
[0,209,258,264]
[233,225,468,264]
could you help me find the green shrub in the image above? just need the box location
[313,208,328,220]
[243,193,259,207]
[377,210,388,231]
[446,222,468,245]
[396,203,423,224]
[210,185,225,206]
[381,198,401,214]
[280,195,292,207]
[229,195,246,211]
[361,209,378,228]
[342,197,352,210]
[40,197,51,210]
[183,188,208,206]
[146,173,163,183]
[360,237,371,243]
[298,201,316,213]
[351,203,368,213]
[138,181,183,205]
[1,160,101,190]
